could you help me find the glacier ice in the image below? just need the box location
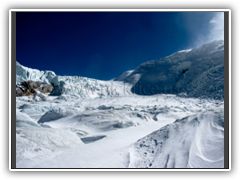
[15,40,225,168]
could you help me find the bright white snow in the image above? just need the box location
[16,92,223,168]
[15,40,225,169]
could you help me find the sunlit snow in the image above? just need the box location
[15,40,225,168]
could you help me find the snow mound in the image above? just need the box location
[129,106,224,168]
[38,109,75,123]
[16,126,83,164]
[16,110,40,128]
[81,135,106,144]
[42,109,138,132]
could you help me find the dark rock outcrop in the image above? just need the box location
[16,80,54,97]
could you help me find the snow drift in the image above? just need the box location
[129,105,224,168]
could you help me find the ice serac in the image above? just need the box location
[16,62,108,98]
[50,75,101,97]
[129,106,224,168]
[16,61,56,84]
[119,40,224,99]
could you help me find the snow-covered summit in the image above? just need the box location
[118,40,224,99]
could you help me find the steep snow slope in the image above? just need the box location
[129,105,224,168]
[118,40,224,99]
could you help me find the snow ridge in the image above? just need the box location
[118,40,224,99]
[129,105,224,168]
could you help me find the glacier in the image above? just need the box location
[15,40,225,169]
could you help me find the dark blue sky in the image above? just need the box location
[16,11,223,80]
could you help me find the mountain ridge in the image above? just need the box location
[16,40,224,100]
[120,40,224,99]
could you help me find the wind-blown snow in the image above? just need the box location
[120,40,224,99]
[178,49,192,53]
[16,92,224,168]
[113,70,134,81]
[129,105,224,168]
[15,40,225,168]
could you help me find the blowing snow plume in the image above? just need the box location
[178,12,224,49]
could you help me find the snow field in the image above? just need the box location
[15,40,225,168]
[129,105,224,168]
[16,92,223,168]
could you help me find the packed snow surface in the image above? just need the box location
[15,40,225,168]
[129,105,224,168]
[16,93,224,168]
